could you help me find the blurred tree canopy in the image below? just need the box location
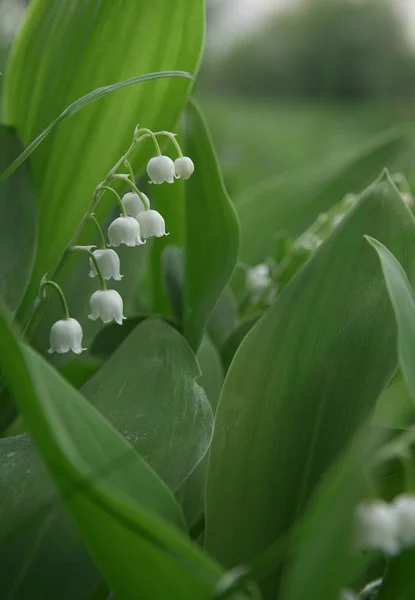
[209,0,415,101]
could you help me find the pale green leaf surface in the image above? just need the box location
[205,173,415,598]
[366,236,415,403]
[83,318,214,492]
[237,129,410,264]
[0,303,222,600]
[4,0,204,320]
[183,99,239,350]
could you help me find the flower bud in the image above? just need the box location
[122,192,147,218]
[174,156,194,180]
[393,494,415,548]
[355,500,399,555]
[147,155,175,184]
[108,216,144,247]
[88,289,125,325]
[89,249,122,281]
[136,210,167,239]
[247,264,271,294]
[48,318,85,355]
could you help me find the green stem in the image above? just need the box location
[72,246,107,291]
[156,131,183,157]
[22,128,155,336]
[40,280,70,319]
[124,159,135,182]
[135,128,162,155]
[90,215,106,249]
[99,185,127,217]
[121,176,150,210]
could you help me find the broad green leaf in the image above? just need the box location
[4,0,204,321]
[176,336,224,529]
[0,125,36,311]
[377,549,415,599]
[221,315,260,371]
[183,100,239,350]
[280,428,379,600]
[366,236,415,403]
[0,317,215,599]
[207,288,239,350]
[372,377,415,430]
[0,72,192,182]
[205,172,415,598]
[83,318,214,492]
[0,303,223,600]
[237,129,410,264]
[163,245,185,321]
[197,335,224,411]
[0,435,99,600]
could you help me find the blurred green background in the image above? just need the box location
[2,0,415,198]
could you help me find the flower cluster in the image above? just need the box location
[41,126,194,354]
[355,494,415,556]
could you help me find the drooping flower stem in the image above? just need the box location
[40,279,70,320]
[135,128,162,156]
[99,185,128,217]
[90,215,107,250]
[72,246,107,291]
[156,131,183,157]
[119,164,151,210]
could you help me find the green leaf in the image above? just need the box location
[366,236,415,403]
[221,315,260,372]
[4,0,204,321]
[372,377,415,430]
[0,303,222,600]
[0,125,36,311]
[183,100,239,350]
[279,429,379,600]
[377,549,415,599]
[197,335,224,411]
[176,336,224,529]
[0,72,192,182]
[0,435,99,600]
[207,288,239,350]
[83,317,214,492]
[163,245,185,322]
[205,172,415,598]
[237,129,410,264]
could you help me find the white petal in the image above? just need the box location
[49,318,85,354]
[394,494,415,548]
[136,210,166,238]
[174,156,194,179]
[122,192,146,217]
[355,501,399,555]
[108,216,143,247]
[146,156,175,184]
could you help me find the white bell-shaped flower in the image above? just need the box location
[340,590,357,600]
[136,210,167,239]
[247,264,271,293]
[393,494,415,548]
[122,192,147,218]
[174,156,194,180]
[48,318,85,355]
[89,249,122,281]
[88,289,125,325]
[355,501,399,555]
[146,155,175,184]
[108,216,144,247]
